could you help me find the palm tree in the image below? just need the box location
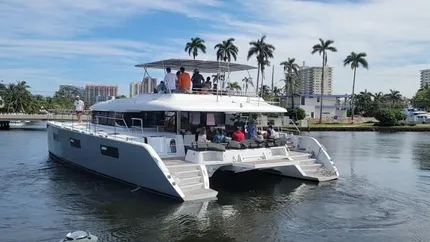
[280,58,300,109]
[184,37,206,59]
[259,85,271,98]
[372,92,384,104]
[311,38,337,123]
[247,35,275,97]
[4,81,35,113]
[226,82,242,93]
[259,57,271,83]
[214,38,239,62]
[385,89,402,107]
[343,52,369,123]
[242,77,254,94]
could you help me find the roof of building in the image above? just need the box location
[135,58,257,73]
[280,94,351,99]
[90,93,287,113]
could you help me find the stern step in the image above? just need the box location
[164,161,218,201]
[183,188,218,201]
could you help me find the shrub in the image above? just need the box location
[374,108,405,126]
[286,108,306,121]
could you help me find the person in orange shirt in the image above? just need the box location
[178,67,191,93]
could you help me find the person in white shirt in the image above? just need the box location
[163,67,177,93]
[197,127,208,142]
[74,96,85,123]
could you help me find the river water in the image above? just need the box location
[1,130,430,242]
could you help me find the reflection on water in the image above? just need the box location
[2,130,430,241]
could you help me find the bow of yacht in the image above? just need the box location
[47,59,339,202]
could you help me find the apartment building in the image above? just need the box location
[129,81,143,97]
[420,69,430,88]
[129,77,158,97]
[85,84,118,106]
[296,63,333,95]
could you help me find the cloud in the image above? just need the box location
[197,0,430,97]
[0,0,429,98]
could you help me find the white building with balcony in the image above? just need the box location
[282,94,351,120]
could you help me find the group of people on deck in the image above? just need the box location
[196,121,279,144]
[156,67,217,94]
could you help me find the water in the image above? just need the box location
[1,130,430,241]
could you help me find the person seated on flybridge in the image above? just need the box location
[163,67,176,93]
[155,81,167,93]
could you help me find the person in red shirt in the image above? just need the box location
[232,127,245,142]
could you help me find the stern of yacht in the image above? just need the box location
[160,134,339,201]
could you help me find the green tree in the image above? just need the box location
[226,82,242,92]
[2,81,38,113]
[185,37,207,59]
[247,35,275,97]
[311,38,337,123]
[53,86,80,109]
[242,77,254,94]
[280,58,300,108]
[343,52,369,123]
[214,38,238,62]
[354,89,373,116]
[375,109,405,126]
[259,85,271,100]
[411,86,430,109]
[384,89,403,107]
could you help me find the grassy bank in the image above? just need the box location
[282,123,430,132]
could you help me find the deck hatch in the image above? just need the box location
[100,145,119,158]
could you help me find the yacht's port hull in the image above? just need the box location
[47,123,184,200]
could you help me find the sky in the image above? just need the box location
[0,0,429,98]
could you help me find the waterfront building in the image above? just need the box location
[85,84,118,106]
[420,69,430,88]
[296,62,333,95]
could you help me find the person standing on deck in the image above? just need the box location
[178,67,191,93]
[191,69,205,92]
[74,96,85,123]
[247,120,257,139]
[163,67,176,93]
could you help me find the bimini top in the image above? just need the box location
[135,58,257,73]
[91,94,287,113]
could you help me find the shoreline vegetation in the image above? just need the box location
[282,123,430,132]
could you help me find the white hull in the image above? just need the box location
[47,121,339,201]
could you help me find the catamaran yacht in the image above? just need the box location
[47,59,339,201]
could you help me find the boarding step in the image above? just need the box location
[180,182,205,193]
[303,168,338,181]
[166,163,200,173]
[234,158,295,169]
[173,169,202,179]
[183,188,218,201]
[299,163,322,172]
[298,159,318,166]
[178,176,203,186]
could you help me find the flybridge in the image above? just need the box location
[135,58,257,73]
